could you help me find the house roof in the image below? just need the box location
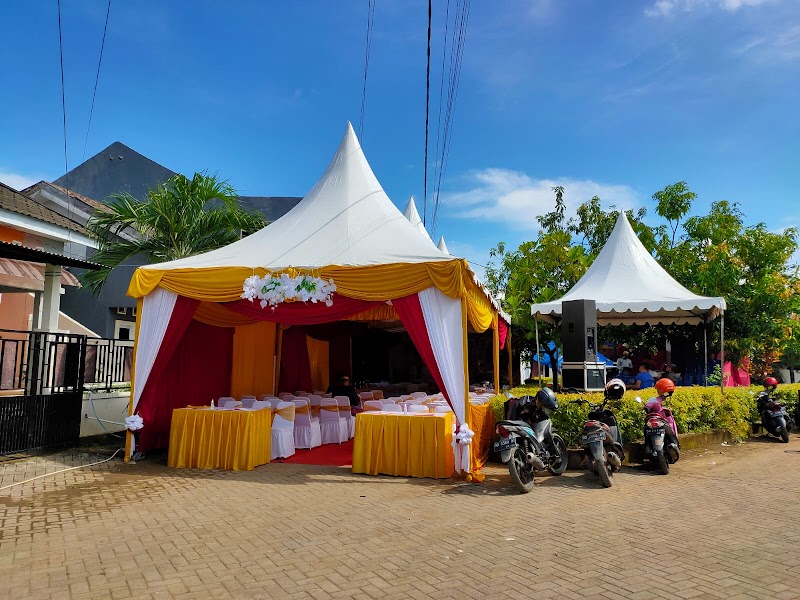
[53,141,177,202]
[237,196,303,222]
[0,257,80,292]
[530,212,726,325]
[38,182,113,213]
[0,239,103,270]
[0,181,90,236]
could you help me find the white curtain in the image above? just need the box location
[418,287,471,472]
[132,287,178,412]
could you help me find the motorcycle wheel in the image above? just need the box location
[781,427,790,443]
[508,448,535,493]
[547,435,568,476]
[597,461,613,488]
[657,450,670,475]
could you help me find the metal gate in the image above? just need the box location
[0,329,86,455]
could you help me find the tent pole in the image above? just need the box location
[535,317,542,389]
[703,325,708,385]
[492,314,501,395]
[720,313,725,393]
[125,297,144,462]
[507,329,513,389]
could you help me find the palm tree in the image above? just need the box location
[83,172,266,293]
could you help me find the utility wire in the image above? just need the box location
[358,0,375,142]
[423,0,432,226]
[57,0,69,182]
[83,0,112,160]
[431,0,451,232]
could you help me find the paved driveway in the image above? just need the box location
[1,435,799,600]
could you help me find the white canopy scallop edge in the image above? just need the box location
[531,212,725,326]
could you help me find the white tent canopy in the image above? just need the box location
[531,212,726,326]
[147,124,451,271]
[437,236,450,255]
[403,196,435,245]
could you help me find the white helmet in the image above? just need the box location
[605,378,626,400]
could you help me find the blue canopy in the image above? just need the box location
[535,343,614,369]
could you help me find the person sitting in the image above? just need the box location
[616,351,633,375]
[633,363,655,390]
[327,374,362,414]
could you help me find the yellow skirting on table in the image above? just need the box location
[168,407,271,471]
[352,412,454,478]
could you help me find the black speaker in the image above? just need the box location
[561,299,598,363]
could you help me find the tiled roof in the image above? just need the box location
[43,183,113,213]
[0,181,90,236]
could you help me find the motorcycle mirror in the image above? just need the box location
[635,396,643,404]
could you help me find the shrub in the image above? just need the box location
[495,383,800,447]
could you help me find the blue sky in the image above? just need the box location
[1,0,798,275]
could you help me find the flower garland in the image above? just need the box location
[125,414,144,431]
[242,273,336,309]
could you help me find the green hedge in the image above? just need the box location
[489,384,800,447]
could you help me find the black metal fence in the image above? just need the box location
[0,329,133,455]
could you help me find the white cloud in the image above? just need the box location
[442,168,639,231]
[645,0,775,17]
[0,171,42,191]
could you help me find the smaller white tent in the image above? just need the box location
[403,196,435,245]
[437,236,450,255]
[531,212,725,325]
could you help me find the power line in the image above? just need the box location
[422,0,432,226]
[358,0,375,142]
[431,0,451,228]
[83,0,112,160]
[57,0,69,181]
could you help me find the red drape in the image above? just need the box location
[137,319,234,451]
[225,294,382,325]
[498,318,508,350]
[392,294,450,407]
[278,326,313,393]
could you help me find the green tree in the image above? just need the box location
[486,187,590,390]
[653,181,696,249]
[83,172,266,293]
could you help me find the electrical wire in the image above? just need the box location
[83,0,112,160]
[358,0,375,142]
[57,0,69,183]
[431,0,451,228]
[0,448,123,493]
[423,0,432,226]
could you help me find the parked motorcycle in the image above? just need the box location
[758,377,794,443]
[640,378,681,474]
[493,388,568,493]
[575,379,626,488]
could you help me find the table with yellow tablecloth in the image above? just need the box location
[167,407,271,471]
[352,411,454,478]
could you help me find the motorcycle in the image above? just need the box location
[574,384,626,488]
[493,389,568,493]
[640,396,680,474]
[757,389,794,443]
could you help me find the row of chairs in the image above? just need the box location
[215,395,353,461]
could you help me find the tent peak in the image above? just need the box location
[437,236,450,255]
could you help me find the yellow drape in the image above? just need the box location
[230,321,277,398]
[346,303,399,321]
[469,403,496,473]
[194,301,259,327]
[167,407,271,471]
[465,278,494,333]
[127,260,469,302]
[352,412,454,478]
[306,336,330,391]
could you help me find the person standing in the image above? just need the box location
[616,351,633,374]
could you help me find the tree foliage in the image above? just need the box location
[487,181,800,384]
[83,172,266,293]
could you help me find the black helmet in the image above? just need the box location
[535,387,558,411]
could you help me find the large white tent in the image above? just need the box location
[531,212,726,325]
[126,123,508,472]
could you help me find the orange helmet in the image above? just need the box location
[655,378,675,396]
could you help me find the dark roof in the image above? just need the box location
[54,141,177,203]
[0,239,102,270]
[238,196,302,221]
[0,181,90,236]
[38,182,113,213]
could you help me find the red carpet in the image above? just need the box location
[276,439,354,467]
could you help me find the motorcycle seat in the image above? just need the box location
[497,419,532,429]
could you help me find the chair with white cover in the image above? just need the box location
[408,404,431,414]
[334,396,355,438]
[370,390,385,400]
[217,397,242,409]
[434,405,453,413]
[271,402,296,459]
[319,398,347,444]
[400,395,413,402]
[307,394,322,416]
[295,391,310,397]
[240,395,257,408]
[411,391,427,399]
[251,400,271,410]
[381,403,403,412]
[268,398,282,411]
[386,396,404,403]
[279,392,295,399]
[293,399,321,449]
[363,400,383,412]
[358,391,374,407]
[380,398,396,404]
